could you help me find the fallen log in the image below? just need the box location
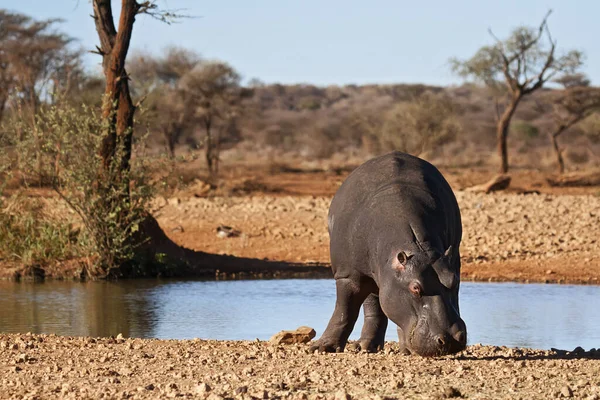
[547,170,600,187]
[466,174,511,194]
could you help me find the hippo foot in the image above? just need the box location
[355,338,384,353]
[396,327,412,355]
[309,338,346,353]
[397,345,411,355]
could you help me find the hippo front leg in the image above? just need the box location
[357,293,388,352]
[310,278,367,353]
[396,326,411,355]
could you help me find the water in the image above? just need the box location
[0,279,599,350]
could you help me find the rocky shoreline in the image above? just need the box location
[2,190,600,285]
[1,333,599,399]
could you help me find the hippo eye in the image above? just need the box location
[409,282,422,297]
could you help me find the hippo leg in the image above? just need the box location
[310,277,367,353]
[396,326,412,355]
[358,294,388,352]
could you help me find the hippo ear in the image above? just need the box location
[432,257,458,290]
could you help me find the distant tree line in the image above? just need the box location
[2,8,600,176]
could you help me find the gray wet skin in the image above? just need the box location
[312,151,467,357]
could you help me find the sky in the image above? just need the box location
[2,0,599,87]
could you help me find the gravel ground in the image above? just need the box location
[1,333,599,400]
[155,191,600,265]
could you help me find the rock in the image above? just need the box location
[235,386,248,394]
[572,346,585,354]
[466,174,511,194]
[443,386,462,398]
[561,385,573,398]
[335,390,351,400]
[194,383,211,394]
[216,225,241,238]
[171,225,184,233]
[269,326,316,345]
[192,180,214,197]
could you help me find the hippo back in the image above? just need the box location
[328,151,461,276]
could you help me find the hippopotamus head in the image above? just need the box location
[378,245,467,357]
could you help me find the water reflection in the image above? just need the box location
[0,280,159,338]
[0,280,599,351]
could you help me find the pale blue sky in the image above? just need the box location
[2,0,598,86]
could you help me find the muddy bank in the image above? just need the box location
[1,333,599,399]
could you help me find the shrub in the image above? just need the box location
[512,121,540,140]
[0,195,85,267]
[378,91,462,156]
[6,100,154,277]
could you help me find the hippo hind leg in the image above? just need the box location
[310,277,368,353]
[357,293,388,353]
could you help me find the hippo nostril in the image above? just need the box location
[435,335,446,346]
[454,331,466,345]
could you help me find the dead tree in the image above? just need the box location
[451,10,584,173]
[548,78,600,173]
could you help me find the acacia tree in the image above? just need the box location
[90,0,181,272]
[547,75,600,173]
[178,61,243,175]
[450,11,584,173]
[0,10,80,124]
[129,47,201,158]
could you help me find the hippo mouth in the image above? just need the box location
[407,320,467,357]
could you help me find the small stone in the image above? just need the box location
[195,383,211,394]
[144,384,155,391]
[561,386,573,398]
[389,380,404,389]
[269,326,316,345]
[171,225,184,233]
[443,386,462,398]
[335,390,351,400]
[235,386,248,394]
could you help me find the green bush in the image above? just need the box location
[4,100,154,278]
[0,195,84,266]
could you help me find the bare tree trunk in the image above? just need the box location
[214,128,221,175]
[93,0,138,176]
[496,95,521,173]
[550,131,565,174]
[204,119,214,175]
[162,128,176,159]
[0,96,6,125]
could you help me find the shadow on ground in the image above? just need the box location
[138,215,332,280]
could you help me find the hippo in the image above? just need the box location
[311,151,466,356]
